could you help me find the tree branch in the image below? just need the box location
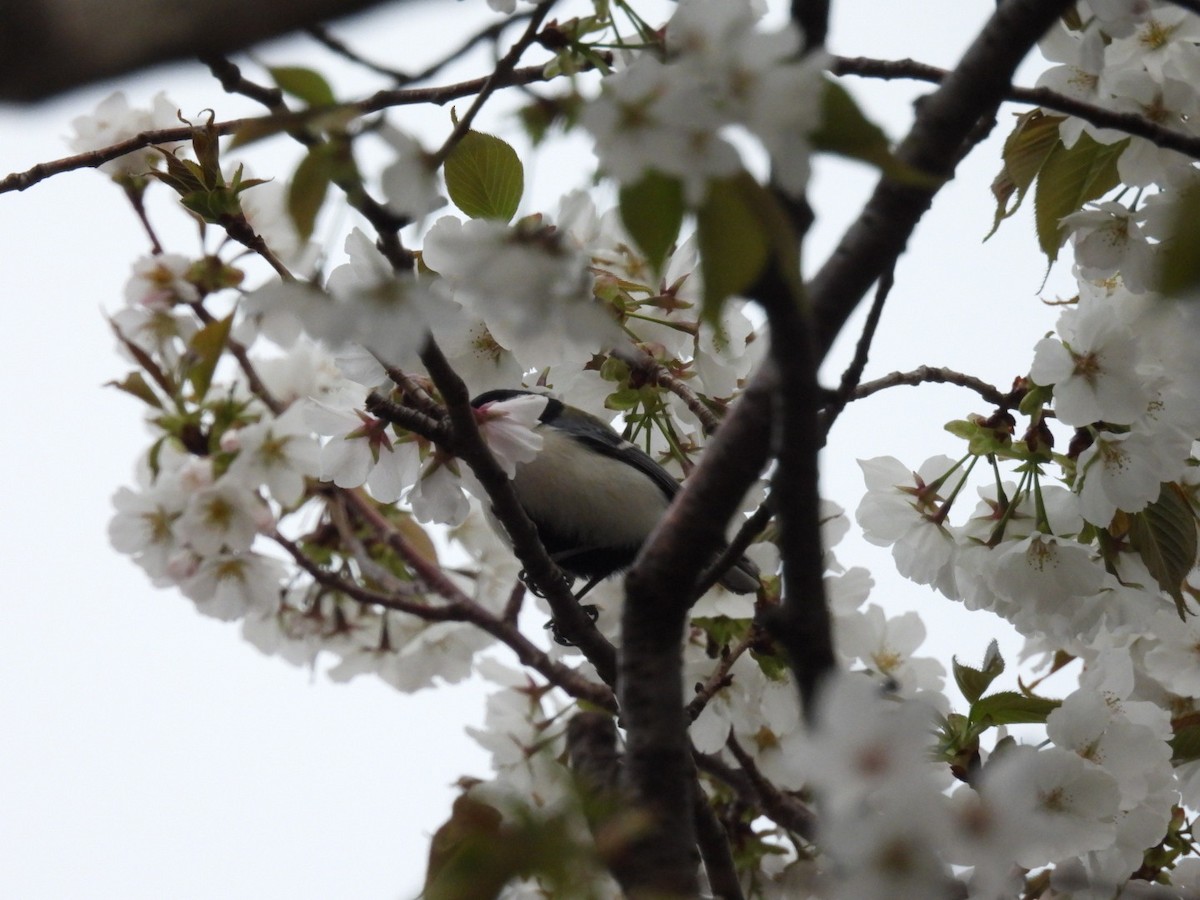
[755,270,835,716]
[429,0,556,168]
[419,339,619,685]
[791,0,829,53]
[0,0,402,101]
[616,368,776,894]
[608,343,724,436]
[819,266,893,438]
[832,54,1200,161]
[0,64,567,196]
[297,493,617,711]
[850,365,1017,408]
[724,735,817,840]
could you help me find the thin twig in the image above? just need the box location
[305,24,411,82]
[201,55,412,265]
[276,517,616,710]
[327,491,414,593]
[308,13,533,86]
[430,0,558,168]
[820,266,894,437]
[831,54,1200,161]
[122,183,164,253]
[0,64,562,195]
[275,530,441,614]
[365,390,448,443]
[694,502,772,599]
[684,626,761,721]
[502,580,526,625]
[609,343,723,436]
[693,788,746,900]
[378,361,446,421]
[191,301,284,415]
[852,365,1015,407]
[725,735,817,840]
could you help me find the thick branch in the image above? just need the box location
[616,369,776,894]
[0,0,400,101]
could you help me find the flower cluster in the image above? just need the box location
[848,2,1200,893]
[582,0,826,202]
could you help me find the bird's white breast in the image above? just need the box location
[511,426,671,547]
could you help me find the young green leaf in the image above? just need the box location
[952,640,1005,705]
[269,66,336,108]
[1033,133,1126,263]
[987,109,1064,239]
[1158,183,1200,298]
[695,176,770,321]
[811,79,891,171]
[619,171,684,277]
[444,130,524,222]
[1127,482,1198,619]
[106,372,163,409]
[1170,721,1200,765]
[812,78,933,185]
[969,690,1060,727]
[186,314,233,400]
[288,144,334,241]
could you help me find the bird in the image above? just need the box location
[470,388,761,601]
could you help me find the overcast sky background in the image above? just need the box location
[0,2,1078,897]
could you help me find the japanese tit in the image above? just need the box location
[471,389,761,599]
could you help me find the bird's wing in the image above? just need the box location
[566,426,681,502]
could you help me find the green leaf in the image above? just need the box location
[1018,382,1054,418]
[186,314,233,400]
[1127,482,1198,618]
[1033,132,1126,263]
[1158,183,1200,298]
[229,114,295,149]
[619,171,684,277]
[444,130,524,222]
[1170,722,1200,765]
[987,109,1065,240]
[952,640,1005,705]
[424,794,511,900]
[944,418,1014,457]
[269,66,336,107]
[288,145,334,241]
[604,387,642,411]
[811,79,890,162]
[189,111,222,188]
[970,690,1060,727]
[692,616,751,648]
[811,79,924,183]
[106,372,163,409]
[694,174,778,322]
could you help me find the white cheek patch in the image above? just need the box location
[512,428,671,547]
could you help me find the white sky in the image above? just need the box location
[0,1,1079,897]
